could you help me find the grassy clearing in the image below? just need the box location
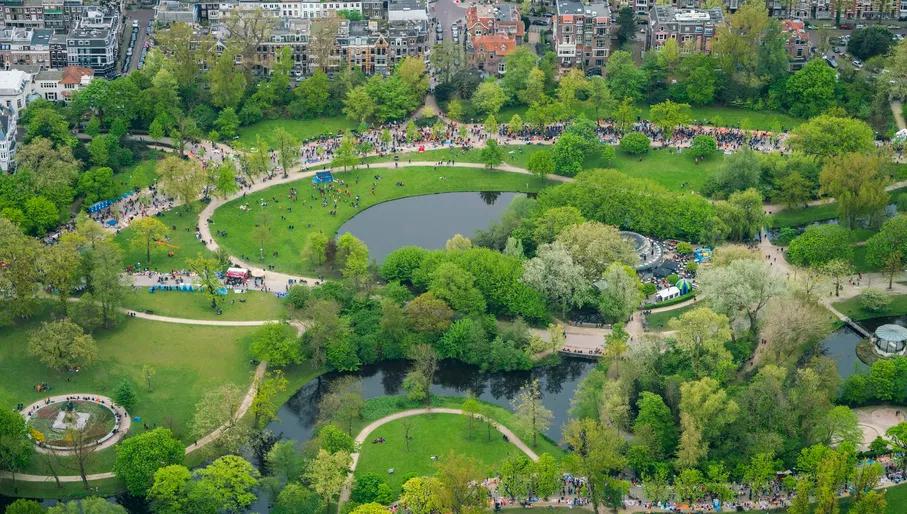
[209,166,552,275]
[645,303,699,330]
[234,117,357,149]
[114,201,214,272]
[769,203,839,228]
[0,308,258,449]
[122,289,287,321]
[0,477,125,500]
[355,414,534,492]
[833,294,907,321]
[382,144,722,192]
[112,154,162,196]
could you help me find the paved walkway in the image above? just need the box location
[338,407,538,505]
[855,405,907,451]
[892,100,906,131]
[19,394,130,456]
[122,309,279,326]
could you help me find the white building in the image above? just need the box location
[0,105,17,172]
[0,69,35,112]
[34,65,93,101]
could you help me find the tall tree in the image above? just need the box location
[512,378,553,447]
[156,155,205,209]
[28,319,97,373]
[563,419,629,512]
[819,152,889,228]
[130,217,169,265]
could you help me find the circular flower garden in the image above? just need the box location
[23,396,126,452]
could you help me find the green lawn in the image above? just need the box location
[355,413,535,492]
[0,476,125,500]
[113,154,162,196]
[645,303,698,330]
[769,203,839,228]
[123,289,287,321]
[234,117,357,149]
[833,294,907,321]
[114,201,215,272]
[383,144,722,192]
[209,166,552,275]
[0,309,258,450]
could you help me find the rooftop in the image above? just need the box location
[651,6,723,24]
[0,70,31,93]
[556,0,610,18]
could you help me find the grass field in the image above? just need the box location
[209,166,552,274]
[123,289,287,321]
[114,201,215,272]
[112,154,162,196]
[0,308,258,448]
[833,294,907,321]
[355,414,534,491]
[234,117,357,149]
[645,303,698,330]
[769,203,839,228]
[382,144,722,192]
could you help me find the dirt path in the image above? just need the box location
[338,408,539,505]
[892,101,906,131]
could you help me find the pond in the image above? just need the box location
[266,356,595,445]
[819,314,907,379]
[337,191,522,261]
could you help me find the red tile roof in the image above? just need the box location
[60,66,93,85]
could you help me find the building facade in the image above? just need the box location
[65,6,121,76]
[552,0,610,71]
[646,6,722,54]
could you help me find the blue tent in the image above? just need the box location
[313,171,334,184]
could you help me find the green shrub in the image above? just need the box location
[619,132,651,155]
[858,288,891,312]
[675,242,694,255]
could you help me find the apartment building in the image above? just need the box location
[464,4,524,40]
[33,64,92,100]
[781,18,811,70]
[65,6,121,76]
[646,6,722,54]
[0,27,52,69]
[0,0,85,33]
[552,0,610,71]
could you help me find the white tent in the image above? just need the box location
[654,286,681,302]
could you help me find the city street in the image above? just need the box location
[432,0,466,41]
[118,8,155,74]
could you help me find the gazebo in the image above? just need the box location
[874,324,907,356]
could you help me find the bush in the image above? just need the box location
[858,288,891,313]
[641,283,657,296]
[787,224,853,266]
[773,227,799,246]
[675,242,694,255]
[686,262,698,274]
[666,274,679,285]
[284,285,311,309]
[688,135,718,160]
[619,132,651,155]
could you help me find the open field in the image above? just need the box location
[113,201,215,272]
[123,289,287,321]
[209,166,552,274]
[234,117,358,149]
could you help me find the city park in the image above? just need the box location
[5,12,907,513]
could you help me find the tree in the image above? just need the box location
[848,26,894,60]
[532,206,585,245]
[556,221,638,280]
[562,419,628,512]
[273,128,298,178]
[273,483,325,514]
[677,378,739,467]
[351,503,390,514]
[619,132,650,155]
[819,152,888,228]
[190,383,249,454]
[41,240,80,309]
[822,258,855,296]
[46,498,126,514]
[790,115,875,158]
[633,392,678,458]
[788,224,854,267]
[817,405,862,447]
[114,380,137,411]
[461,396,481,440]
[0,218,42,323]
[4,500,43,514]
[688,135,717,161]
[251,371,288,428]
[147,465,199,514]
[24,196,59,235]
[851,490,888,514]
[435,452,486,513]
[743,453,779,496]
[130,217,169,265]
[527,149,555,177]
[776,171,814,208]
[404,292,454,333]
[0,407,32,484]
[400,476,445,514]
[188,255,225,311]
[512,379,552,448]
[343,85,376,124]
[886,39,907,101]
[77,167,116,204]
[114,428,183,497]
[318,376,364,435]
[472,80,507,115]
[429,262,485,315]
[523,242,588,318]
[404,344,438,405]
[156,155,204,208]
[332,131,359,171]
[597,263,644,324]
[668,307,735,381]
[305,449,350,504]
[209,45,247,108]
[606,50,645,101]
[396,56,430,99]
[867,215,907,288]
[698,258,784,336]
[28,319,97,373]
[712,1,787,94]
[250,323,300,367]
[785,59,837,118]
[480,139,504,169]
[615,7,636,47]
[186,456,257,513]
[648,100,692,139]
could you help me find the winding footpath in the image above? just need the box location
[338,408,538,505]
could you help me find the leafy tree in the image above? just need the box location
[512,378,553,447]
[527,150,555,177]
[0,407,32,481]
[848,26,894,60]
[523,242,588,317]
[785,59,837,118]
[867,215,907,288]
[130,217,169,265]
[46,498,125,514]
[156,155,204,208]
[190,383,250,455]
[4,500,44,514]
[400,476,445,514]
[606,50,645,101]
[819,152,889,228]
[28,319,97,373]
[712,1,787,96]
[23,196,59,235]
[405,292,454,333]
[557,221,638,280]
[699,258,783,336]
[551,133,587,176]
[776,171,814,208]
[273,483,324,514]
[77,167,116,204]
[194,455,260,512]
[332,131,359,171]
[563,418,628,512]
[305,449,350,504]
[114,380,137,411]
[688,135,717,160]
[788,224,855,266]
[597,263,644,324]
[250,323,300,367]
[480,139,504,168]
[615,7,636,47]
[790,115,875,158]
[619,132,650,155]
[473,81,507,115]
[429,262,485,315]
[633,392,678,457]
[435,452,486,513]
[350,503,389,514]
[114,428,183,496]
[648,100,692,138]
[668,307,735,381]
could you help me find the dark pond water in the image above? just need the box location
[266,357,595,444]
[818,314,907,379]
[337,192,521,261]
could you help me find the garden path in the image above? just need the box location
[339,407,538,505]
